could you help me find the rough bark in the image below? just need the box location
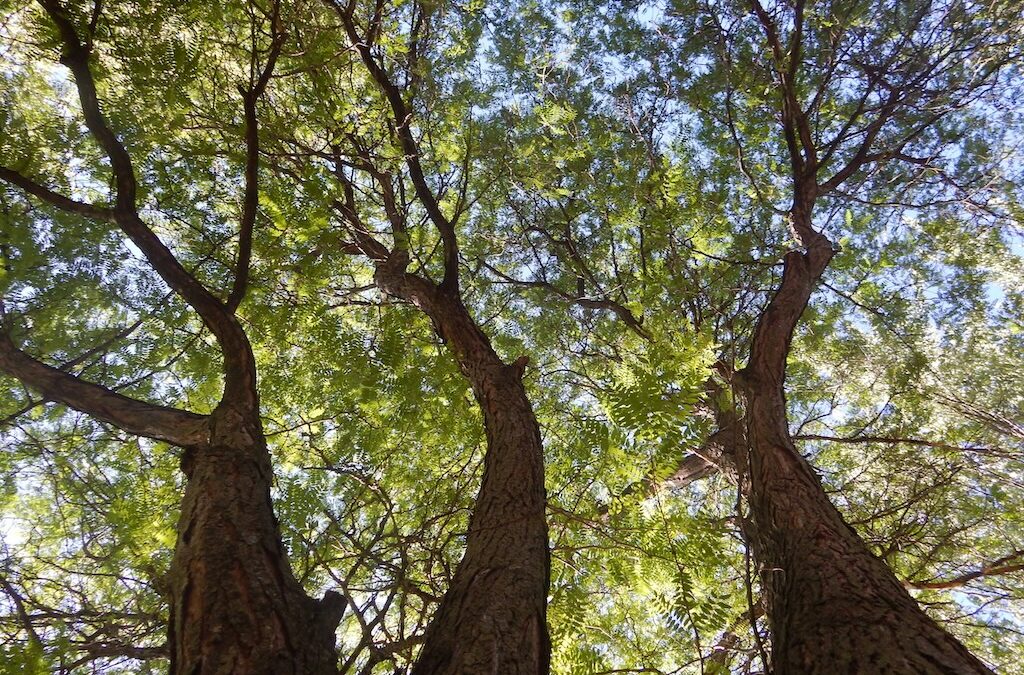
[169,403,344,675]
[0,341,346,674]
[375,268,550,675]
[324,3,550,664]
[736,206,992,674]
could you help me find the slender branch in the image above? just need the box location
[227,0,285,312]
[817,96,897,193]
[906,551,1024,590]
[482,261,650,340]
[0,166,114,221]
[66,643,169,670]
[750,0,811,177]
[0,572,43,649]
[326,0,460,291]
[38,0,137,209]
[793,433,1012,458]
[330,190,392,262]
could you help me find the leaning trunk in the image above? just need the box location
[740,378,993,673]
[168,404,343,675]
[403,286,550,675]
[736,205,992,673]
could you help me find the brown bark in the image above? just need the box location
[0,330,209,446]
[374,268,550,675]
[736,205,992,673]
[664,378,745,491]
[904,550,1024,590]
[169,403,344,675]
[0,336,345,674]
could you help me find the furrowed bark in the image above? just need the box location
[169,403,343,675]
[736,204,992,674]
[724,3,1007,667]
[0,333,345,674]
[325,3,552,662]
[374,266,550,675]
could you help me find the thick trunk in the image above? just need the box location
[737,210,992,673]
[740,381,992,674]
[168,404,343,675]
[377,269,549,675]
[411,357,549,675]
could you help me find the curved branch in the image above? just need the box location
[482,261,651,340]
[36,0,258,408]
[227,0,285,312]
[0,167,114,221]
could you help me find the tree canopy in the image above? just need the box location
[1,0,1023,673]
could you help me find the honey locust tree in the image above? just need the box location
[3,0,1024,673]
[0,0,560,672]
[0,1,746,671]
[465,0,1024,671]
[283,0,553,670]
[656,1,1022,671]
[0,0,353,672]
[0,0,534,672]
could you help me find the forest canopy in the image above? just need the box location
[1,0,1023,673]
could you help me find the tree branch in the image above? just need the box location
[326,0,460,292]
[750,0,815,177]
[227,0,285,312]
[0,166,114,221]
[482,261,650,340]
[905,551,1024,590]
[793,433,1012,458]
[0,328,209,446]
[37,0,258,408]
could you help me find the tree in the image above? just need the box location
[1,1,347,671]
[315,1,551,670]
[2,0,1024,673]
[2,0,550,671]
[472,0,1024,670]
[673,0,1018,670]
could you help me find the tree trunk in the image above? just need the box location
[168,404,344,675]
[737,211,992,673]
[376,269,550,675]
[411,354,550,675]
[740,379,993,673]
